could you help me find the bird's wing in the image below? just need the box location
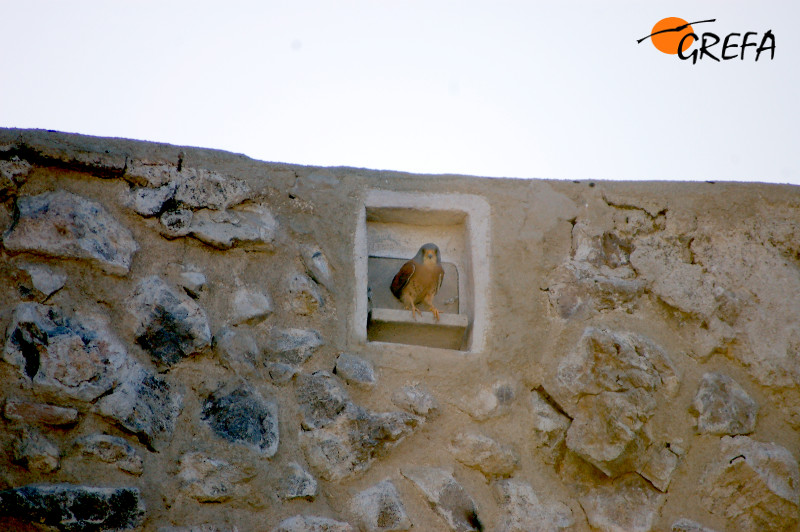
[391,260,415,298]
[435,264,444,292]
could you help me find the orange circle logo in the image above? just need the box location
[650,17,695,54]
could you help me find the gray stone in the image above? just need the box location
[0,483,145,531]
[3,398,78,426]
[73,434,143,476]
[296,371,351,430]
[579,473,666,532]
[671,519,720,532]
[127,182,177,217]
[495,479,573,532]
[460,381,515,421]
[13,428,60,474]
[391,383,439,418]
[201,387,279,456]
[639,444,680,492]
[160,208,193,238]
[125,160,180,187]
[280,462,317,500]
[173,168,251,210]
[334,353,377,388]
[214,326,260,373]
[692,372,758,435]
[128,276,212,369]
[3,190,138,275]
[157,526,239,532]
[3,302,132,401]
[267,328,323,366]
[701,435,799,531]
[0,156,32,198]
[178,270,206,298]
[178,452,251,503]
[96,365,183,451]
[272,515,354,532]
[401,467,482,532]
[267,362,300,384]
[19,263,67,297]
[349,480,411,532]
[287,273,324,315]
[556,328,678,477]
[530,389,571,465]
[300,244,333,289]
[189,204,278,250]
[231,287,273,325]
[450,432,519,478]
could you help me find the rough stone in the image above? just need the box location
[124,160,180,187]
[692,372,758,435]
[334,353,377,388]
[272,515,354,532]
[0,483,145,531]
[160,208,193,238]
[301,244,333,289]
[214,326,260,374]
[73,434,144,476]
[556,328,678,477]
[13,428,60,474]
[671,519,720,532]
[494,479,573,532]
[401,467,482,532]
[96,365,183,450]
[267,362,300,384]
[267,328,323,366]
[450,432,519,478]
[287,273,324,315]
[188,204,278,250]
[126,182,177,217]
[296,371,351,430]
[460,381,515,421]
[639,444,680,492]
[3,302,132,401]
[178,452,251,503]
[391,383,439,418]
[128,276,212,369]
[280,462,317,500]
[19,263,67,297]
[0,156,32,198]
[201,387,279,456]
[178,270,206,298]
[579,473,666,532]
[173,168,251,210]
[157,526,239,532]
[230,287,273,325]
[3,398,78,426]
[700,435,799,531]
[3,190,138,274]
[530,389,571,465]
[349,480,411,532]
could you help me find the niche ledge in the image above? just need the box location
[353,190,490,354]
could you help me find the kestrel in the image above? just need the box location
[390,243,444,321]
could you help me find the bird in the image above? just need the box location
[390,243,444,321]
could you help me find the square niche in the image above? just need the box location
[353,190,490,353]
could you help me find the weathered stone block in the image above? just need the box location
[401,467,482,532]
[201,387,279,456]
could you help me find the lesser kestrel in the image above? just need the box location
[390,243,444,321]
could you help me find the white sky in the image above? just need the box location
[2,1,798,184]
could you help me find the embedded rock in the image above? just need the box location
[495,479,573,532]
[579,473,666,532]
[450,432,519,478]
[401,467,482,532]
[178,452,252,503]
[700,435,799,531]
[3,398,78,426]
[530,389,571,465]
[214,326,260,374]
[0,156,32,198]
[173,168,251,210]
[349,480,411,532]
[671,519,720,532]
[692,372,758,435]
[460,381,515,421]
[334,353,377,388]
[160,208,193,238]
[280,461,317,500]
[287,273,324,315]
[126,182,177,217]
[201,387,279,456]
[124,160,181,187]
[128,276,212,369]
[188,204,278,250]
[3,302,132,401]
[3,190,138,274]
[0,484,145,531]
[391,383,439,418]
[230,287,273,325]
[96,366,183,450]
[13,428,60,474]
[296,371,350,430]
[639,444,680,492]
[301,244,333,289]
[19,263,67,297]
[272,515,355,532]
[73,434,143,476]
[556,328,678,477]
[267,328,323,366]
[178,270,206,298]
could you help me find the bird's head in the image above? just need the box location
[417,243,441,265]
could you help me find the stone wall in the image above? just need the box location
[0,128,798,532]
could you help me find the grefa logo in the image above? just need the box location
[638,17,775,63]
